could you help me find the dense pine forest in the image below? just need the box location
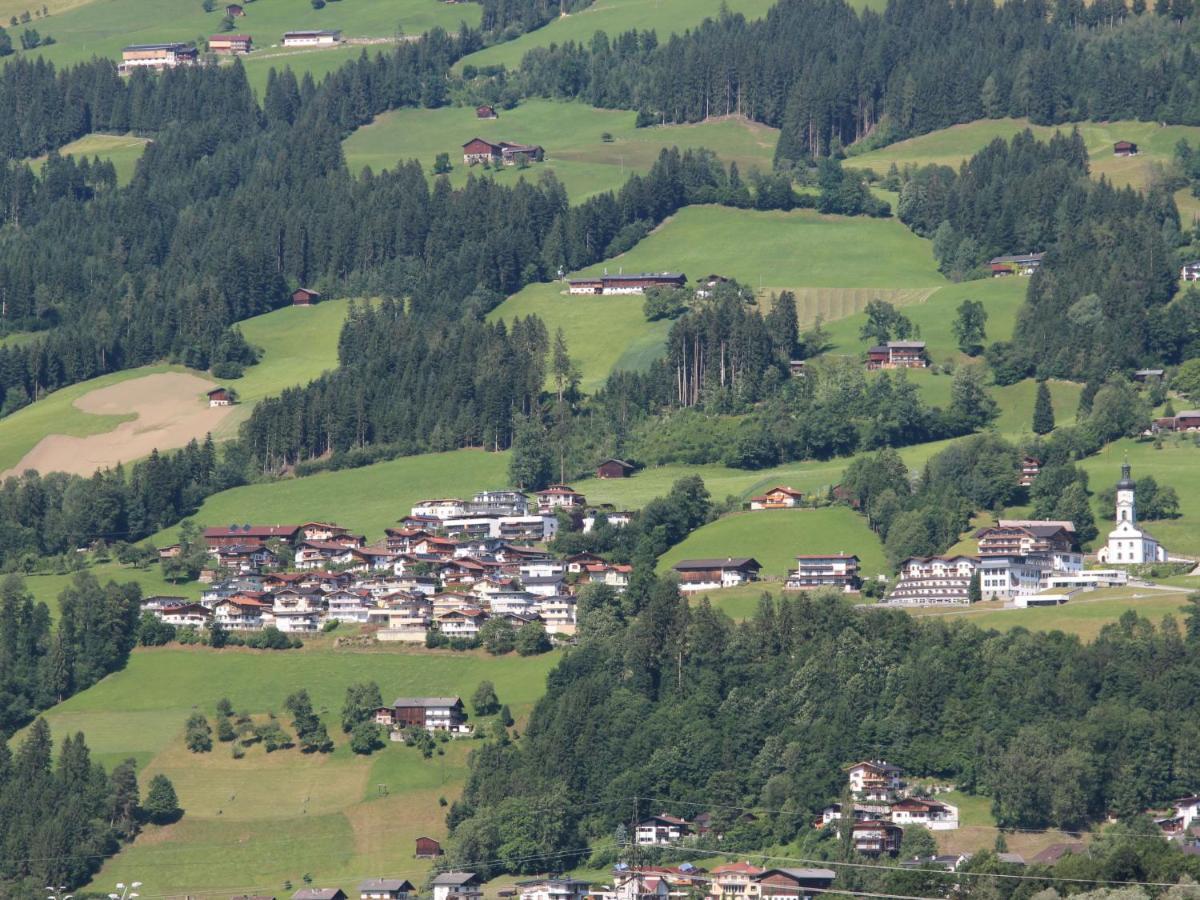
[446,587,1200,874]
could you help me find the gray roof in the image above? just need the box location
[431,873,480,886]
[672,557,761,571]
[359,879,414,892]
[292,891,345,900]
[125,42,192,50]
[755,869,837,882]
[523,575,565,585]
[391,697,462,708]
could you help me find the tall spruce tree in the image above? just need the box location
[1033,381,1056,434]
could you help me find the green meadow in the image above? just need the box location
[343,99,779,200]
[457,0,779,71]
[151,448,512,545]
[492,205,947,389]
[658,507,887,579]
[844,117,1200,225]
[24,562,205,621]
[15,0,478,88]
[30,646,556,896]
[29,132,151,185]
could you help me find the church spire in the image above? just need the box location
[1117,457,1134,490]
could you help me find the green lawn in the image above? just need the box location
[0,299,357,475]
[28,132,151,185]
[16,0,479,93]
[846,117,1200,227]
[457,0,778,71]
[902,586,1193,641]
[23,561,204,621]
[344,99,779,201]
[30,646,556,897]
[152,448,511,545]
[659,506,887,579]
[492,205,947,389]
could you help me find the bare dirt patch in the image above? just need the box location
[3,372,232,477]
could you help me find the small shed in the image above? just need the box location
[226,3,245,14]
[415,835,443,858]
[595,458,634,479]
[292,287,321,306]
[207,387,233,407]
[476,104,498,119]
[1113,140,1138,157]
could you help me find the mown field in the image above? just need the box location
[844,117,1200,225]
[0,299,355,475]
[28,132,151,185]
[151,448,511,546]
[658,506,887,579]
[343,99,779,200]
[32,646,557,897]
[491,205,947,389]
[16,0,478,90]
[24,561,204,621]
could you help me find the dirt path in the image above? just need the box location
[3,372,234,477]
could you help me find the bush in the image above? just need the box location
[211,360,244,379]
[472,680,500,716]
[350,720,385,755]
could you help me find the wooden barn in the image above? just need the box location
[292,287,321,306]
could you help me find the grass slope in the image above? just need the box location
[457,0,778,71]
[844,117,1200,226]
[152,448,511,545]
[659,507,886,579]
[29,133,150,185]
[492,205,947,389]
[35,646,556,896]
[24,562,204,621]
[14,0,480,94]
[0,299,356,473]
[344,100,779,201]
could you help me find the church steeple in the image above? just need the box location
[1117,459,1135,490]
[1115,458,1136,525]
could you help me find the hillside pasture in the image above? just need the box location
[37,647,556,896]
[492,205,947,388]
[658,507,887,579]
[344,100,779,201]
[29,132,151,185]
[14,0,479,92]
[151,448,511,546]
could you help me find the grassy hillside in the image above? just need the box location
[16,0,479,88]
[24,562,204,621]
[844,117,1200,225]
[29,133,150,185]
[492,205,947,389]
[457,0,778,71]
[0,299,356,475]
[659,507,887,579]
[343,100,779,201]
[152,448,512,545]
[33,646,556,897]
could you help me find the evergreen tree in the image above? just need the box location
[143,773,181,824]
[1033,381,1056,434]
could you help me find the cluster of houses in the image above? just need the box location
[885,464,1167,607]
[462,138,546,167]
[146,484,646,639]
[814,761,959,854]
[118,27,342,73]
[670,552,861,595]
[282,864,841,900]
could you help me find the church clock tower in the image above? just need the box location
[1115,461,1136,525]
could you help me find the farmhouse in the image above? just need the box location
[476,104,498,119]
[119,43,198,73]
[1113,140,1139,156]
[375,696,467,732]
[209,34,252,54]
[206,386,233,407]
[636,813,692,846]
[431,873,483,900]
[886,555,979,606]
[1182,262,1200,282]
[672,557,762,592]
[749,486,804,510]
[751,869,837,900]
[461,138,545,166]
[292,287,321,306]
[989,252,1045,276]
[784,554,860,592]
[567,273,688,295]
[1157,410,1200,431]
[866,340,928,370]
[1095,462,1169,565]
[359,880,415,900]
[282,30,343,46]
[596,458,635,479]
[1133,368,1165,382]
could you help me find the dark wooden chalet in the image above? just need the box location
[292,287,321,306]
[595,458,634,479]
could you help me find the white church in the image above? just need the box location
[1096,462,1169,565]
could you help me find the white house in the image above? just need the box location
[517,879,591,900]
[635,813,691,846]
[671,558,761,593]
[890,798,959,830]
[326,589,371,623]
[535,595,577,635]
[411,498,467,520]
[847,761,902,794]
[435,609,487,639]
[282,29,342,46]
[159,603,212,628]
[212,597,267,630]
[1096,463,1169,565]
[1181,261,1200,282]
[431,873,483,900]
